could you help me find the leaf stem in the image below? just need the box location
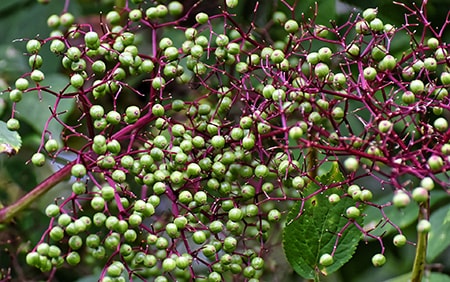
[0,161,74,223]
[411,201,429,282]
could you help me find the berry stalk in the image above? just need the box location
[411,201,429,282]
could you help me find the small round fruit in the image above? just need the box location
[344,157,359,172]
[401,91,415,104]
[226,0,238,8]
[228,208,243,222]
[6,118,20,131]
[15,78,29,91]
[195,12,208,24]
[362,8,377,21]
[289,126,303,140]
[66,251,81,266]
[284,19,299,33]
[192,230,207,244]
[45,204,60,217]
[392,191,410,208]
[417,219,431,233]
[71,163,87,178]
[410,80,424,94]
[346,206,360,218]
[434,117,448,132]
[393,234,407,247]
[427,155,443,172]
[420,177,434,191]
[360,190,373,201]
[314,63,330,78]
[31,152,46,166]
[328,194,340,204]
[30,70,45,82]
[371,253,386,267]
[363,67,377,81]
[26,39,41,54]
[44,139,59,154]
[378,120,392,133]
[412,187,428,203]
[319,253,334,266]
[125,105,140,121]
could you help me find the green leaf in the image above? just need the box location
[427,204,450,262]
[0,120,21,155]
[283,162,361,280]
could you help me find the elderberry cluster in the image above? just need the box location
[4,0,449,281]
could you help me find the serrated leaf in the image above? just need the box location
[427,204,450,262]
[0,120,21,155]
[283,162,361,280]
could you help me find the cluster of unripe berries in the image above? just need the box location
[10,0,448,280]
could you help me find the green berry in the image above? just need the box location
[125,105,140,121]
[50,39,65,54]
[362,8,378,21]
[31,152,46,167]
[284,19,299,33]
[70,73,84,88]
[434,117,448,132]
[360,189,373,201]
[435,47,448,61]
[347,44,360,57]
[6,118,20,131]
[211,135,225,149]
[228,208,243,222]
[66,251,81,266]
[319,253,334,266]
[346,206,360,218]
[328,193,340,204]
[60,12,75,26]
[371,253,386,267]
[30,69,45,82]
[401,91,415,104]
[289,126,304,140]
[393,234,407,247]
[226,0,239,8]
[392,191,410,208]
[270,49,285,64]
[167,1,183,16]
[378,120,393,133]
[192,230,207,244]
[268,209,281,222]
[45,139,59,153]
[369,18,384,32]
[344,157,359,172]
[420,177,435,191]
[427,155,443,172]
[363,67,377,81]
[410,80,424,94]
[129,9,142,22]
[314,24,329,37]
[15,78,29,91]
[45,204,60,217]
[26,39,41,54]
[412,187,428,203]
[195,12,209,24]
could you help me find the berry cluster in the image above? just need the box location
[4,0,449,281]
